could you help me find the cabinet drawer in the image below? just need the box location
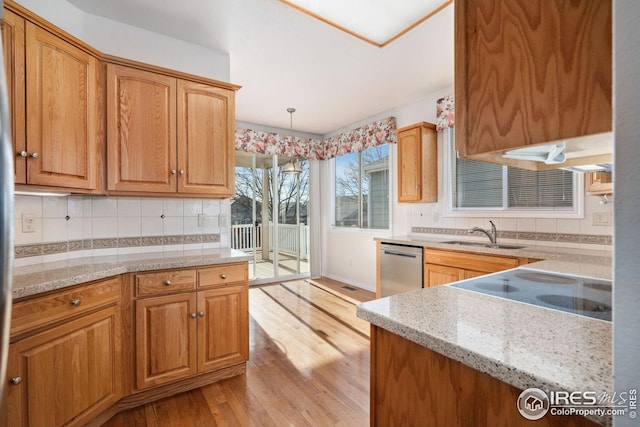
[11,276,121,337]
[424,249,518,273]
[135,270,196,297]
[198,263,247,288]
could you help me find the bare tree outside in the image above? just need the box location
[232,159,309,225]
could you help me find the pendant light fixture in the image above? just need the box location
[282,107,302,174]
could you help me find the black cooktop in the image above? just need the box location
[450,268,612,321]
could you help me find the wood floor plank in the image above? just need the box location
[102,280,370,426]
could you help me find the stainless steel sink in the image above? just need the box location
[441,241,525,250]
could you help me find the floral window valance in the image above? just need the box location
[323,116,396,159]
[436,95,454,131]
[235,129,325,160]
[235,116,397,161]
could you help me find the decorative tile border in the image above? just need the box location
[14,233,222,258]
[411,227,611,246]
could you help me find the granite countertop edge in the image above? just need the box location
[12,249,253,299]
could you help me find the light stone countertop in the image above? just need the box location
[12,248,252,299]
[360,236,613,425]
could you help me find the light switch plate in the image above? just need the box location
[197,214,207,227]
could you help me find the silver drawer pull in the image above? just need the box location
[220,274,227,280]
[70,299,81,306]
[170,169,177,175]
[198,311,204,317]
[179,169,185,175]
[165,280,172,286]
[18,151,27,157]
[10,377,22,385]
[191,313,197,319]
[30,152,39,158]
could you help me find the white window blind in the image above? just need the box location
[451,139,575,211]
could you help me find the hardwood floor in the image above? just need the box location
[102,280,372,427]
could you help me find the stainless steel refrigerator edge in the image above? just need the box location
[379,243,422,297]
[0,0,16,403]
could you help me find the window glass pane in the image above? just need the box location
[335,152,360,227]
[362,145,389,228]
[508,168,574,208]
[335,145,389,228]
[454,156,503,208]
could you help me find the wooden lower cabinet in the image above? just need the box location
[371,326,598,427]
[135,293,198,389]
[2,262,249,427]
[134,266,249,391]
[424,248,522,287]
[424,263,464,287]
[4,305,122,427]
[198,285,249,372]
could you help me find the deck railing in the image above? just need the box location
[231,223,309,260]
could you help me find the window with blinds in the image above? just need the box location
[452,145,575,211]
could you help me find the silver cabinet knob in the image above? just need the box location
[198,311,204,317]
[70,299,81,306]
[18,151,27,157]
[10,377,22,385]
[165,280,171,286]
[191,313,197,319]
[179,169,185,175]
[30,152,39,158]
[220,274,227,280]
[170,169,177,175]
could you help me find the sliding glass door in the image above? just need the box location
[232,152,309,283]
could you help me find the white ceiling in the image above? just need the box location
[68,0,454,136]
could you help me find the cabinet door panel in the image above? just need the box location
[424,264,464,287]
[107,64,177,193]
[198,285,248,372]
[135,293,197,389]
[177,80,234,196]
[4,306,121,427]
[2,9,26,184]
[397,127,421,202]
[25,23,98,189]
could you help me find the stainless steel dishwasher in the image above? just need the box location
[379,243,423,297]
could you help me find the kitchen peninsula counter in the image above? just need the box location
[359,237,612,426]
[12,248,252,299]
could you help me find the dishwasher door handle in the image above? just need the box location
[383,250,419,258]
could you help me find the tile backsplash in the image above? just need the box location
[14,195,231,267]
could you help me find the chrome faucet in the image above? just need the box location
[468,220,497,244]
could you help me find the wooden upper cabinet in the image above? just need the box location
[396,122,437,203]
[1,9,26,185]
[455,0,612,162]
[106,65,237,197]
[25,22,99,190]
[177,80,235,197]
[107,64,177,193]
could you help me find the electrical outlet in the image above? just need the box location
[592,212,612,226]
[197,214,207,227]
[22,214,36,233]
[218,214,226,227]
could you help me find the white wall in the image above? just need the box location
[15,0,230,81]
[613,1,640,425]
[320,87,613,291]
